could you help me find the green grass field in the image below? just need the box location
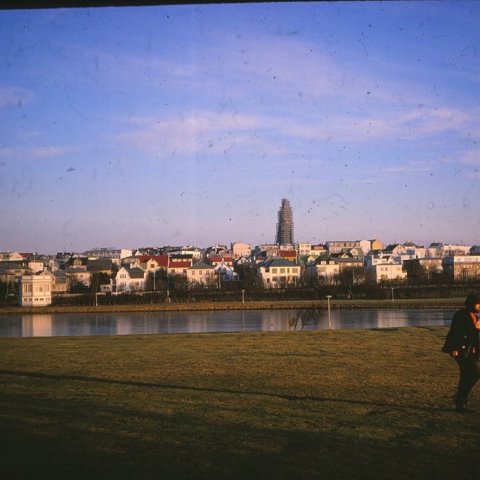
[0,327,478,479]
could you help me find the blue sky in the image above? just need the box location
[1,1,479,254]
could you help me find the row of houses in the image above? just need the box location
[3,239,480,307]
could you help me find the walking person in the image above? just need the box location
[442,293,480,413]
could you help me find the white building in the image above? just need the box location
[214,263,238,283]
[428,243,472,257]
[19,271,53,307]
[231,242,252,259]
[326,240,360,255]
[443,255,480,282]
[359,239,384,255]
[0,251,25,262]
[365,263,407,284]
[168,246,202,260]
[307,257,340,284]
[297,243,312,256]
[65,267,92,288]
[113,267,147,292]
[257,258,301,288]
[311,244,327,257]
[385,242,427,262]
[186,261,216,286]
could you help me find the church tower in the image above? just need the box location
[275,198,294,246]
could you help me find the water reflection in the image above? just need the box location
[289,309,324,331]
[22,314,53,337]
[0,308,455,338]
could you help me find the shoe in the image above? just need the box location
[455,404,474,414]
[452,394,469,408]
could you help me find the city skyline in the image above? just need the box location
[1,2,480,254]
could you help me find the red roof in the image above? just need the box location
[137,255,169,267]
[279,250,297,259]
[209,255,233,263]
[167,260,192,269]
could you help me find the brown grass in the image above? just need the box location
[0,327,477,479]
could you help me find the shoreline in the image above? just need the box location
[0,297,464,315]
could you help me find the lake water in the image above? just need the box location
[0,308,455,338]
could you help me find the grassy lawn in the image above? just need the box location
[0,327,478,479]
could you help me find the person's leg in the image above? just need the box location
[455,357,480,411]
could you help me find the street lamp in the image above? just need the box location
[391,286,395,303]
[326,295,332,329]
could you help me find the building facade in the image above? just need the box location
[258,258,301,288]
[19,271,53,307]
[275,198,294,246]
[442,255,480,282]
[186,261,216,286]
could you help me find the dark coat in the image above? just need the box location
[442,308,480,361]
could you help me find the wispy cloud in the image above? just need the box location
[117,111,292,158]
[118,100,475,160]
[0,145,80,160]
[380,160,436,175]
[112,27,477,156]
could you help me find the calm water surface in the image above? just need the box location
[0,308,455,338]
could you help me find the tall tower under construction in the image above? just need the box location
[275,198,294,246]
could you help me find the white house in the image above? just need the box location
[19,271,53,307]
[65,267,91,288]
[44,270,69,293]
[359,239,384,255]
[307,257,340,284]
[257,258,301,288]
[297,243,312,256]
[385,242,427,263]
[443,244,472,256]
[114,267,147,292]
[443,255,480,282]
[365,263,407,284]
[214,263,238,283]
[231,242,252,259]
[187,261,216,286]
[311,244,327,257]
[326,240,360,255]
[0,251,25,262]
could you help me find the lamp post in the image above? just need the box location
[391,286,395,303]
[326,295,332,329]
